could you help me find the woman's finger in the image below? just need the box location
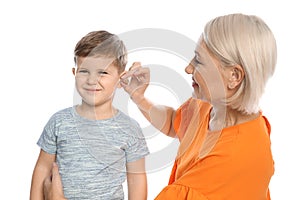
[129,62,141,71]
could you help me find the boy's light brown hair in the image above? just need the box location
[74,30,128,73]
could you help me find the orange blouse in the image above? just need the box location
[155,98,274,200]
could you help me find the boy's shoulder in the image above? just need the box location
[47,107,74,122]
[117,110,136,121]
[117,110,140,127]
[42,107,74,131]
[52,107,73,116]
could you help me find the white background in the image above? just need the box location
[1,0,299,199]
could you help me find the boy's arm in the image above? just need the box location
[126,158,147,200]
[30,150,56,200]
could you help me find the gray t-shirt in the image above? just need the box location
[38,106,149,199]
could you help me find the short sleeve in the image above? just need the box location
[173,104,182,134]
[173,98,193,141]
[37,115,58,154]
[125,123,149,163]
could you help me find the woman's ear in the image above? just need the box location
[72,67,76,76]
[227,65,244,90]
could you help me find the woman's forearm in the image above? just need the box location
[134,97,176,138]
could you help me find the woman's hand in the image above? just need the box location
[120,62,150,104]
[43,163,66,200]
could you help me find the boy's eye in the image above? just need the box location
[78,70,88,73]
[99,71,108,75]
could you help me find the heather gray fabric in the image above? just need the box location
[38,106,149,199]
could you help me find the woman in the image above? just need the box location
[44,13,277,199]
[122,13,276,200]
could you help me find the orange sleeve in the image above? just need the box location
[173,98,193,141]
[173,106,182,136]
[155,184,208,200]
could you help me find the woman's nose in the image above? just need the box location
[185,63,194,74]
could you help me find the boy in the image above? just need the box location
[30,30,149,199]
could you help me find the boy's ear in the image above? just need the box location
[72,67,76,75]
[116,81,122,88]
[117,71,127,88]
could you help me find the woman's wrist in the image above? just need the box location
[130,92,145,105]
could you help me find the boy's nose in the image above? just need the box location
[87,74,99,84]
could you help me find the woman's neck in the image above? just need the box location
[209,105,259,131]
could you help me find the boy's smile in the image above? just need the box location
[74,56,121,108]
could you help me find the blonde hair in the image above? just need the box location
[203,13,277,114]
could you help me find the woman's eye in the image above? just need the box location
[195,56,203,64]
[191,57,199,66]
